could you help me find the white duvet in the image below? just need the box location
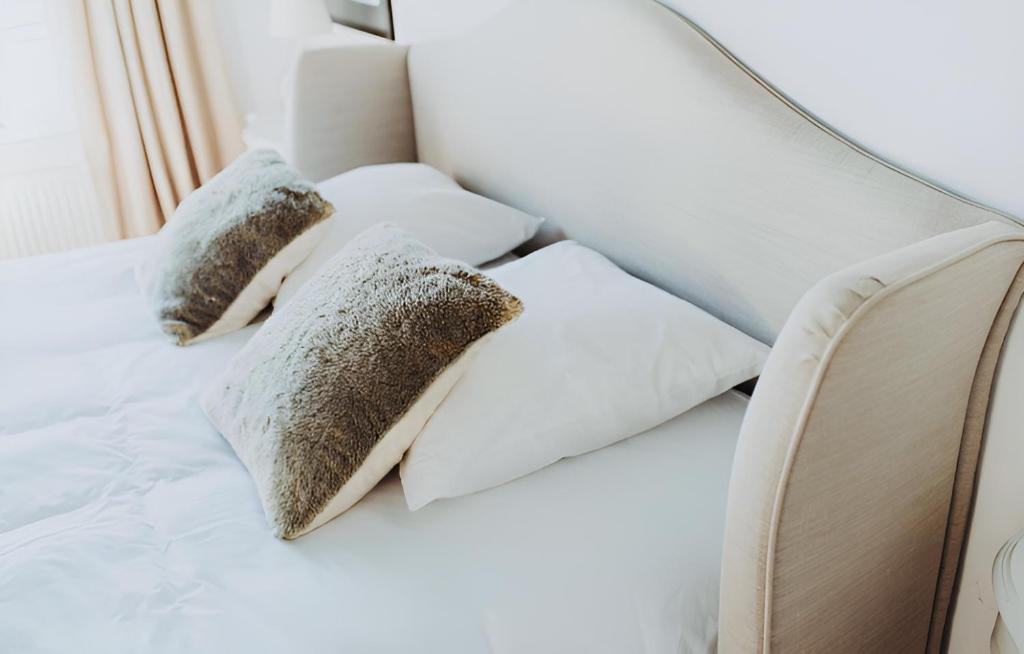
[0,238,746,654]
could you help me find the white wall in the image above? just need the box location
[212,0,294,121]
[391,0,511,43]
[661,0,1024,218]
[212,0,381,143]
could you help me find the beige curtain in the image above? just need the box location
[68,0,243,238]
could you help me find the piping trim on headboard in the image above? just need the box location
[657,4,1021,225]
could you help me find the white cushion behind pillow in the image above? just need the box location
[276,163,542,306]
[400,241,770,510]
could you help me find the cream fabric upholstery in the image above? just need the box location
[947,304,1024,651]
[407,0,1012,345]
[282,0,1024,647]
[284,42,416,182]
[719,222,1024,652]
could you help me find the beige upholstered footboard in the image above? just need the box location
[719,221,1024,652]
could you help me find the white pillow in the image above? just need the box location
[275,163,542,306]
[400,241,770,510]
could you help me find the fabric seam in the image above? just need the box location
[760,232,1024,652]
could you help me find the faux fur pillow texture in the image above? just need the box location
[138,148,334,345]
[200,224,523,539]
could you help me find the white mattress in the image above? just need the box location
[0,238,747,654]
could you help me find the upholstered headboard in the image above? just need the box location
[403,1,1024,650]
[284,0,1024,650]
[407,0,1014,345]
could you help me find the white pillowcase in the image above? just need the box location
[400,241,770,510]
[275,163,542,306]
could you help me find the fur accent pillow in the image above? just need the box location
[200,225,523,539]
[138,148,334,345]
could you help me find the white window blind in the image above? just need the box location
[0,0,109,259]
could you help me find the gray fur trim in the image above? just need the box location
[138,148,333,345]
[201,225,523,539]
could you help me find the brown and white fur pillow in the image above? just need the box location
[137,148,333,345]
[200,224,523,539]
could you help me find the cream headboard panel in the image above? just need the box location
[407,0,1014,344]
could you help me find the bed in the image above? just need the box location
[5,0,1024,652]
[1,238,743,652]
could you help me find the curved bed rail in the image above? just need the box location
[719,221,1024,652]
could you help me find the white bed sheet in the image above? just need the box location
[0,238,746,654]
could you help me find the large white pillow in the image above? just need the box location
[275,163,542,306]
[400,241,770,510]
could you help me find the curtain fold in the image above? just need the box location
[68,0,243,238]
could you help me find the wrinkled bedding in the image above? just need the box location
[0,238,745,653]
